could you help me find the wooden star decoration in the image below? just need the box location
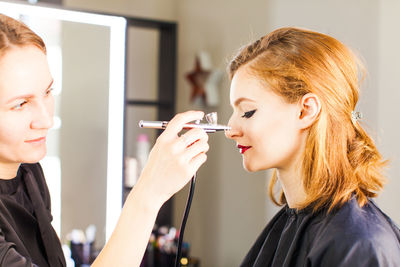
[186,56,210,104]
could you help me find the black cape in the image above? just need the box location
[241,197,400,267]
[0,163,66,266]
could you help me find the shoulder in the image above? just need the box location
[20,163,47,189]
[322,198,400,245]
[20,163,45,179]
[307,198,400,266]
[20,163,51,209]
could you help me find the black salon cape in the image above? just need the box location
[241,197,400,267]
[0,163,66,266]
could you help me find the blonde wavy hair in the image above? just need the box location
[228,27,387,213]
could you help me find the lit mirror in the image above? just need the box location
[0,1,126,247]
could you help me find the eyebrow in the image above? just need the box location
[6,79,54,104]
[233,97,255,107]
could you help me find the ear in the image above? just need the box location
[297,93,321,129]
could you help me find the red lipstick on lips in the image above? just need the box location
[237,144,251,154]
[25,137,46,143]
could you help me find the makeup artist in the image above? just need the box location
[225,27,400,266]
[0,14,208,266]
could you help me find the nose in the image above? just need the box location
[30,99,54,130]
[225,115,242,140]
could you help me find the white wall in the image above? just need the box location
[377,1,400,224]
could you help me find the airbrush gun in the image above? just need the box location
[138,112,229,267]
[138,112,231,133]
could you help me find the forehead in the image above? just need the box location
[230,67,270,106]
[0,46,51,99]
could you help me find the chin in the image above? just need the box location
[22,150,47,163]
[243,159,270,172]
[243,161,258,172]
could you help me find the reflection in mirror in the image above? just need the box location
[60,20,110,248]
[0,1,126,248]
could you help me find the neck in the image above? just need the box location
[0,162,21,180]
[277,166,306,209]
[277,134,308,209]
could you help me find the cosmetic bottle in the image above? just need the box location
[124,157,138,187]
[62,245,75,267]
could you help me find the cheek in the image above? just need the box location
[250,115,300,167]
[0,114,29,145]
[0,123,22,160]
[251,114,289,144]
[46,96,55,116]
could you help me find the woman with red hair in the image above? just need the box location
[226,27,400,266]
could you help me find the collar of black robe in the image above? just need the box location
[22,164,66,267]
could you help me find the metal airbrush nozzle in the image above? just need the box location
[139,112,231,133]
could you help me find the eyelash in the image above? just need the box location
[241,109,257,118]
[46,88,54,96]
[13,101,28,110]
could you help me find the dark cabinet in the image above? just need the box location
[123,17,177,226]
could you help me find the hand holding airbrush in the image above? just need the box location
[139,112,231,133]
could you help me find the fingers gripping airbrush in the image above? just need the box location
[138,112,231,133]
